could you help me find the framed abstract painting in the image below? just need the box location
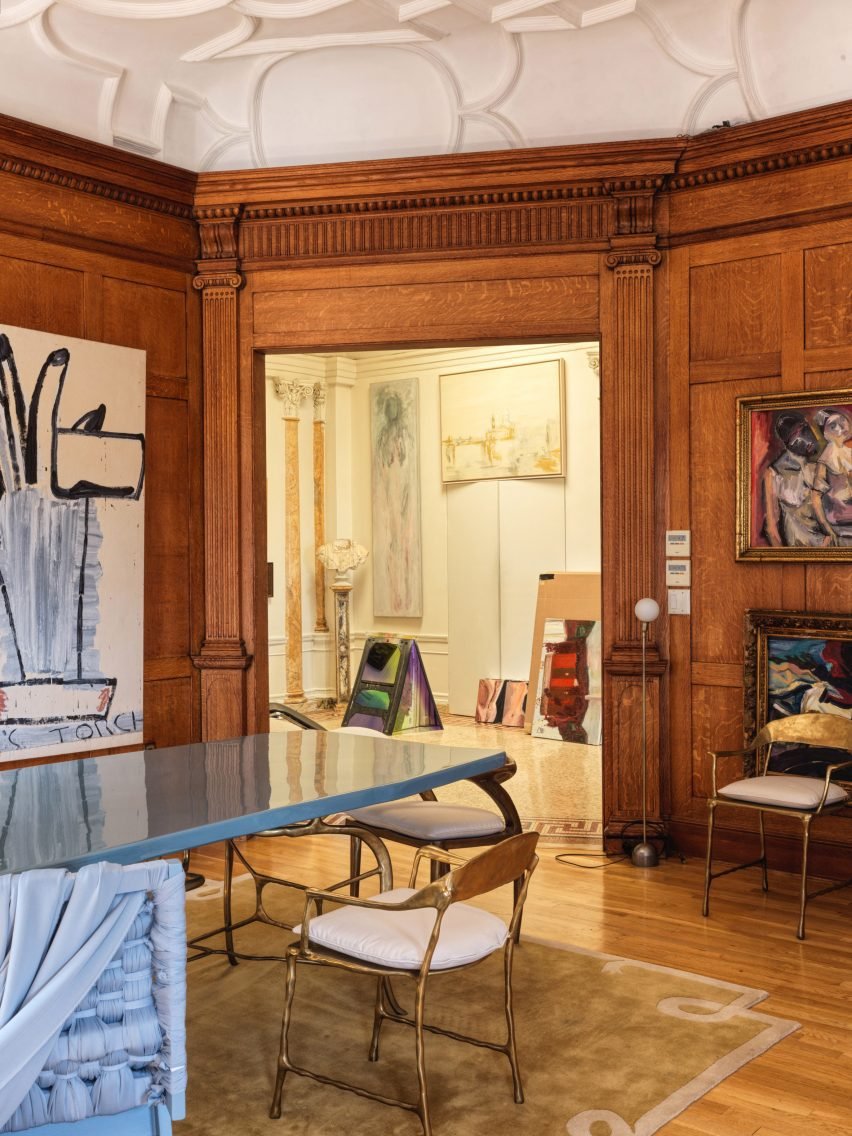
[440,359,564,484]
[744,609,852,778]
[736,388,852,560]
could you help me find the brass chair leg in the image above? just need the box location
[369,977,385,1062]
[798,816,812,941]
[382,975,406,1019]
[349,836,362,897]
[224,839,238,966]
[503,939,524,1103]
[758,812,768,892]
[270,953,298,1119]
[413,975,432,1136]
[702,801,716,917]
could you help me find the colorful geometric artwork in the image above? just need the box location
[475,679,527,728]
[370,378,423,616]
[531,619,602,745]
[0,324,145,760]
[343,638,441,735]
[440,359,564,484]
[736,388,852,559]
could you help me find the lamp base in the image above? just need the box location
[631,841,660,868]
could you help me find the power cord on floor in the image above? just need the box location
[555,820,684,869]
[555,849,628,869]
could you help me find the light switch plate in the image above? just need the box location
[668,588,691,615]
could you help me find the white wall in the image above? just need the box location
[266,342,600,709]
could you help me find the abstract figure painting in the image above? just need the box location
[532,619,602,745]
[440,359,564,483]
[0,324,145,760]
[370,378,422,616]
[736,388,852,559]
[744,609,852,779]
[475,679,527,727]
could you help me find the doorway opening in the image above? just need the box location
[263,340,602,849]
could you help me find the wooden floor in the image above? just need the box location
[191,831,852,1136]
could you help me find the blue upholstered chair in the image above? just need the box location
[0,859,187,1136]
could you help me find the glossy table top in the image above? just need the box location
[0,730,508,875]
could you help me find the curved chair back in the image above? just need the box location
[754,713,852,775]
[449,832,539,904]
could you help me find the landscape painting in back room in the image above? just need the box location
[370,377,423,617]
[440,359,564,484]
[0,324,145,761]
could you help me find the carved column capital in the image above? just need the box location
[272,377,313,419]
[605,247,663,270]
[312,382,327,423]
[193,270,243,292]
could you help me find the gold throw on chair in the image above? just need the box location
[703,713,852,939]
[270,831,540,1136]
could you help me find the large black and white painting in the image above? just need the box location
[0,324,145,760]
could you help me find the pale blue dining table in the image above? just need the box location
[0,730,509,874]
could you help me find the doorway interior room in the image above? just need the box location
[264,340,602,847]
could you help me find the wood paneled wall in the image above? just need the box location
[3,100,851,877]
[0,115,203,755]
[667,209,852,872]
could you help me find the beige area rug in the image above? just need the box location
[179,884,798,1136]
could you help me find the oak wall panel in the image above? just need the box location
[251,273,599,345]
[804,243,852,348]
[689,376,785,662]
[102,277,188,379]
[0,255,85,337]
[689,256,781,362]
[144,397,193,660]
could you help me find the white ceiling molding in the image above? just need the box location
[0,0,848,171]
[732,0,767,119]
[31,7,125,145]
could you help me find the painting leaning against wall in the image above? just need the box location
[370,377,423,617]
[0,324,145,761]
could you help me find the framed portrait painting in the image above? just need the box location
[744,609,852,779]
[439,359,564,484]
[736,388,852,560]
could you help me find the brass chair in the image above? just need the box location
[703,713,852,939]
[335,726,525,933]
[270,831,540,1136]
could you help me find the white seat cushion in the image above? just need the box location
[296,887,508,970]
[719,775,848,810]
[348,800,505,839]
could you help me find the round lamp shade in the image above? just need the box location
[634,597,660,623]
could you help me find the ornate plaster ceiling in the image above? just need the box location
[0,0,849,171]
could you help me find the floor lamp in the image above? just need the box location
[632,597,660,868]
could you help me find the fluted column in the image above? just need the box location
[601,181,666,840]
[312,383,328,633]
[192,207,252,741]
[272,378,312,701]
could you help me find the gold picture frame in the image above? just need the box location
[736,388,852,560]
[744,608,852,778]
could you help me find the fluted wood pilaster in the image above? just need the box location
[602,233,666,836]
[192,252,251,740]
